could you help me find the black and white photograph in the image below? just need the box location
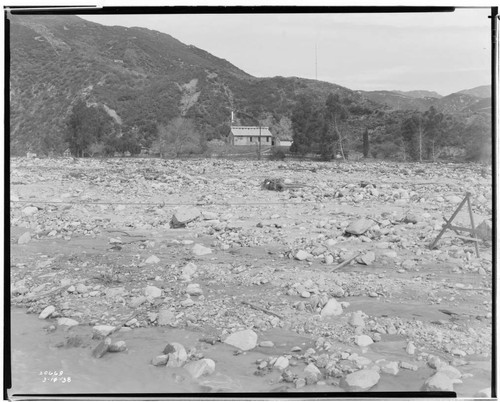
[6,5,496,399]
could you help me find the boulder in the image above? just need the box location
[422,372,454,392]
[106,287,127,298]
[186,283,203,296]
[358,252,376,265]
[476,220,492,241]
[93,325,116,337]
[129,296,147,308]
[57,318,79,327]
[224,329,258,351]
[345,219,374,235]
[164,342,188,367]
[181,262,197,280]
[152,354,169,366]
[321,298,343,318]
[171,206,201,228]
[259,341,275,348]
[18,232,32,245]
[184,358,216,378]
[438,365,462,380]
[109,341,127,352]
[92,338,111,358]
[39,305,56,319]
[158,309,175,326]
[274,356,289,370]
[474,388,491,398]
[192,244,212,256]
[378,360,399,375]
[22,206,38,216]
[144,285,162,299]
[355,335,373,347]
[304,363,322,384]
[145,255,160,264]
[348,311,365,328]
[341,369,380,391]
[295,250,309,261]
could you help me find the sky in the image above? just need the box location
[80,8,492,96]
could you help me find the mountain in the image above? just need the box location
[394,90,443,99]
[360,88,491,114]
[8,14,491,161]
[458,85,491,98]
[9,14,377,155]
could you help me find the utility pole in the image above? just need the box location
[258,124,261,160]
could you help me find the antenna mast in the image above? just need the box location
[315,42,318,80]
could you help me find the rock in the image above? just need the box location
[355,335,373,347]
[171,206,201,228]
[22,206,38,216]
[152,355,169,366]
[145,255,160,264]
[341,369,380,391]
[92,338,111,358]
[105,287,127,298]
[474,388,491,397]
[274,356,289,370]
[476,220,492,241]
[67,285,76,293]
[144,285,162,299]
[329,285,345,298]
[165,343,188,367]
[181,298,194,307]
[358,252,376,265]
[345,219,374,235]
[321,298,343,318]
[186,283,203,296]
[349,311,365,328]
[446,195,463,204]
[109,341,127,352]
[295,250,309,261]
[325,254,334,265]
[378,360,399,375]
[93,325,116,337]
[18,232,32,245]
[259,341,275,348]
[304,363,322,384]
[422,372,454,392]
[406,341,416,355]
[158,309,175,326]
[295,378,306,388]
[129,296,147,308]
[184,358,216,378]
[224,329,258,351]
[427,355,446,370]
[192,244,212,256]
[400,361,419,371]
[438,365,462,380]
[76,283,88,293]
[181,262,197,280]
[405,212,419,224]
[39,305,56,319]
[57,318,79,327]
[300,291,311,298]
[201,211,218,220]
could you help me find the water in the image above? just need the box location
[8,309,491,397]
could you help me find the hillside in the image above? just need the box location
[458,85,491,98]
[9,13,378,155]
[8,13,491,160]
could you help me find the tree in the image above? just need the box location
[290,95,318,155]
[324,93,349,160]
[65,100,115,157]
[423,106,445,161]
[152,117,201,158]
[362,128,370,158]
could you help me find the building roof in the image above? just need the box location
[230,126,272,137]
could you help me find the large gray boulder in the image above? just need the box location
[345,219,374,235]
[224,329,258,351]
[171,206,201,228]
[340,369,380,391]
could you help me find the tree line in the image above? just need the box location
[289,93,491,162]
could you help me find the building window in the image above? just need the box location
[266,137,269,142]
[250,137,253,142]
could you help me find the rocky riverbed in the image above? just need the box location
[9,157,493,397]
